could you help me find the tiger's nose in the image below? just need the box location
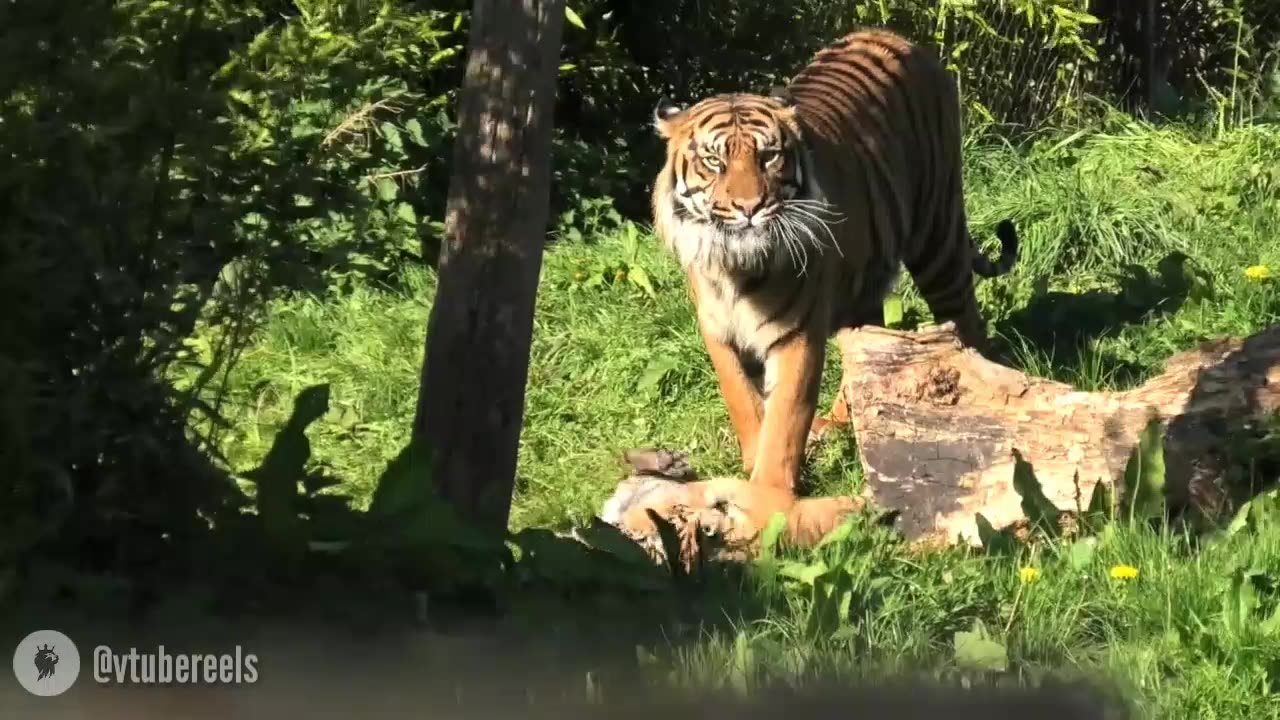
[732,197,764,217]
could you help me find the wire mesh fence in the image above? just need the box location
[860,0,1280,130]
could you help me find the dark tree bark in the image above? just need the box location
[414,0,566,534]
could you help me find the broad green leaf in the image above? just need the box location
[376,177,398,202]
[1260,598,1280,637]
[882,293,904,328]
[514,527,667,591]
[621,222,641,257]
[836,584,854,624]
[1225,488,1279,537]
[1099,522,1118,547]
[813,516,857,549]
[379,122,403,151]
[778,559,829,585]
[565,6,587,30]
[636,355,678,393]
[1124,417,1167,523]
[758,511,789,557]
[1067,538,1096,571]
[403,118,428,147]
[1221,568,1262,636]
[428,47,458,67]
[1086,476,1114,523]
[953,623,1008,672]
[227,88,255,106]
[729,631,752,696]
[512,528,597,583]
[1052,6,1101,24]
[395,202,417,224]
[627,265,656,298]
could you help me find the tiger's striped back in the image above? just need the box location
[788,30,1016,329]
[649,28,1018,493]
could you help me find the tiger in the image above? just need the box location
[649,28,1020,494]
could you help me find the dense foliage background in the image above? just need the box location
[1,0,1278,599]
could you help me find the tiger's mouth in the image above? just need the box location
[670,196,780,231]
[670,194,840,274]
[715,203,782,231]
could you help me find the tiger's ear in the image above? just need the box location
[653,96,685,138]
[767,86,795,109]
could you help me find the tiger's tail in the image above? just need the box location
[971,219,1020,278]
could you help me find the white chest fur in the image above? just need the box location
[691,266,812,361]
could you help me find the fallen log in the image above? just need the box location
[600,322,1280,561]
[842,321,1280,545]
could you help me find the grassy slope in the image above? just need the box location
[204,120,1280,717]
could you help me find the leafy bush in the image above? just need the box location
[0,0,255,575]
[0,0,468,578]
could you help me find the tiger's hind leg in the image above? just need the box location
[905,214,999,354]
[807,327,861,446]
[807,260,902,448]
[911,269,991,354]
[807,273,892,447]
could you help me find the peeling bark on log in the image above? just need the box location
[842,322,1280,545]
[600,323,1280,560]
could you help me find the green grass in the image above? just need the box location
[198,118,1280,717]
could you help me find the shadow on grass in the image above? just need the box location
[987,251,1209,385]
[4,381,770,635]
[0,382,1138,718]
[987,251,1280,528]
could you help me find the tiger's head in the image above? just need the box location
[651,90,833,274]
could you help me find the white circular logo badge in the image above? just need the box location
[12,629,81,697]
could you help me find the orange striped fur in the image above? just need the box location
[649,29,1019,493]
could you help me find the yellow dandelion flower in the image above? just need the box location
[1109,564,1139,581]
[1019,567,1041,584]
[1244,265,1272,281]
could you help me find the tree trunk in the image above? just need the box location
[414,0,566,535]
[600,323,1280,563]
